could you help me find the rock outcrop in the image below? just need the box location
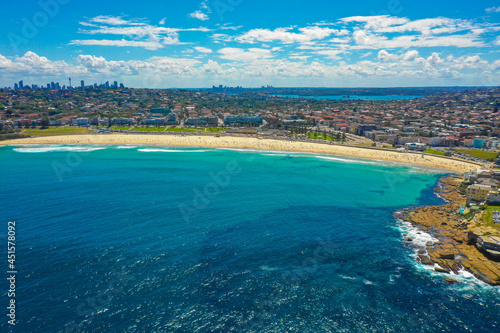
[401,175,500,285]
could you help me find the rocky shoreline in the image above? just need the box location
[397,175,500,286]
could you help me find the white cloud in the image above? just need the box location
[72,16,210,50]
[377,50,398,62]
[235,27,346,44]
[360,51,373,58]
[70,39,165,50]
[194,46,213,53]
[218,48,273,61]
[486,6,500,13]
[159,18,166,25]
[316,50,343,60]
[203,60,223,74]
[87,15,145,26]
[342,15,410,31]
[402,50,419,61]
[189,10,209,21]
[426,52,444,67]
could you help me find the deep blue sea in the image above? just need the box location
[1,145,499,332]
[274,94,423,101]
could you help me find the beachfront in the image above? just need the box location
[1,134,486,173]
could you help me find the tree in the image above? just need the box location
[40,116,50,129]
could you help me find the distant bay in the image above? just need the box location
[274,94,424,101]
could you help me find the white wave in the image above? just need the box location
[13,146,107,153]
[395,218,498,290]
[218,148,263,152]
[396,219,439,249]
[262,153,289,157]
[137,148,209,153]
[315,155,382,165]
[116,145,137,149]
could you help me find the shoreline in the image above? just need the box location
[0,134,486,173]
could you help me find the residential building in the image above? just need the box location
[466,184,494,202]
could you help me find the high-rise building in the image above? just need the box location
[105,81,109,88]
[81,80,84,88]
[14,83,18,90]
[19,80,23,89]
[113,81,118,88]
[50,82,55,90]
[119,83,124,88]
[47,83,50,89]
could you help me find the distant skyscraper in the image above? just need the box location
[14,83,18,90]
[113,81,118,88]
[81,80,84,88]
[105,81,109,88]
[51,82,55,90]
[119,83,124,88]
[19,80,23,89]
[47,83,50,89]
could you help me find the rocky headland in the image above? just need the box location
[398,176,500,286]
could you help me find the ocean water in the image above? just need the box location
[1,145,499,332]
[273,94,424,101]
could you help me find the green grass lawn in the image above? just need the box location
[454,149,499,161]
[205,128,225,133]
[109,126,132,130]
[482,206,500,230]
[423,148,446,156]
[22,127,94,136]
[307,132,345,141]
[130,126,168,132]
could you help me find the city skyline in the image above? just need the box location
[0,0,499,88]
[12,78,125,90]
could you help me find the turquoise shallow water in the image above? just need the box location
[1,145,499,332]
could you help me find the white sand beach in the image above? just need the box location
[1,134,486,173]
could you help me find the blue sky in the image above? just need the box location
[1,0,500,88]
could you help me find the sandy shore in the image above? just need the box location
[1,134,486,173]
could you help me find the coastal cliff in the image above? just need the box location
[399,176,500,285]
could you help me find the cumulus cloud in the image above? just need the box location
[235,27,346,44]
[486,6,500,13]
[218,48,273,61]
[402,50,419,61]
[194,46,213,53]
[202,60,223,74]
[1,48,499,88]
[426,52,444,67]
[377,50,398,62]
[189,1,211,21]
[189,11,208,21]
